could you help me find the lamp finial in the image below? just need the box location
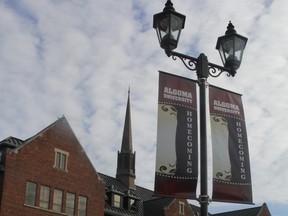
[225,21,237,35]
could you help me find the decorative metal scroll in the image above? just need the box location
[171,51,234,78]
[172,55,197,72]
[208,63,231,78]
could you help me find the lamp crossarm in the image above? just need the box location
[170,51,235,77]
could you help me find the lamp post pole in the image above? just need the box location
[197,53,209,216]
[153,1,248,216]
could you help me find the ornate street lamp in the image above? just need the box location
[153,1,248,77]
[153,0,185,56]
[216,21,248,76]
[153,1,248,216]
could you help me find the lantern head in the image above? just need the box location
[153,0,186,56]
[216,22,248,76]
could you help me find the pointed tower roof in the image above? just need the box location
[116,90,136,189]
[121,90,133,153]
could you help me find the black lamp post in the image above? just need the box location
[153,1,248,216]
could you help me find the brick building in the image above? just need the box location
[0,94,271,215]
[0,117,105,215]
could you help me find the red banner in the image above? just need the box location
[154,71,198,199]
[209,85,253,204]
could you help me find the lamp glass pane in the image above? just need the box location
[218,45,226,66]
[234,36,246,51]
[222,38,234,58]
[170,14,184,40]
[234,37,246,61]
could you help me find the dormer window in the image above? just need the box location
[113,194,122,208]
[106,186,139,211]
[106,185,124,208]
[129,198,135,207]
[129,198,137,211]
[123,190,139,211]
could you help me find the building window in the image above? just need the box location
[113,194,121,208]
[54,148,69,171]
[66,192,75,215]
[53,189,63,212]
[40,185,50,209]
[129,198,137,211]
[179,201,185,215]
[129,198,135,206]
[24,183,87,215]
[25,182,37,206]
[78,196,87,216]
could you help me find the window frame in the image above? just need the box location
[112,194,122,208]
[78,196,87,216]
[179,201,185,215]
[54,148,69,171]
[52,189,63,213]
[66,192,76,215]
[39,185,50,209]
[24,181,37,206]
[129,198,137,211]
[23,183,89,216]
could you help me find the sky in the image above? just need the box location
[0,0,287,215]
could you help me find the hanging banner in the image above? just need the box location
[209,85,253,204]
[154,71,198,199]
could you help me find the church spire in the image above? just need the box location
[121,89,133,153]
[116,90,136,189]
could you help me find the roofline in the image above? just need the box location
[8,116,105,184]
[258,202,271,216]
[14,116,67,152]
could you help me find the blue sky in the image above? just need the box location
[0,0,287,215]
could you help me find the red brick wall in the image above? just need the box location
[259,203,271,216]
[164,199,195,216]
[0,118,105,216]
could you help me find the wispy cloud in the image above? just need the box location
[0,0,287,214]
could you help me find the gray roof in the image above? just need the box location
[143,197,174,216]
[0,136,24,148]
[98,173,203,216]
[99,173,143,216]
[213,206,261,216]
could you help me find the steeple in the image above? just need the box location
[121,89,133,153]
[116,90,136,189]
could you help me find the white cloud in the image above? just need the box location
[0,0,287,214]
